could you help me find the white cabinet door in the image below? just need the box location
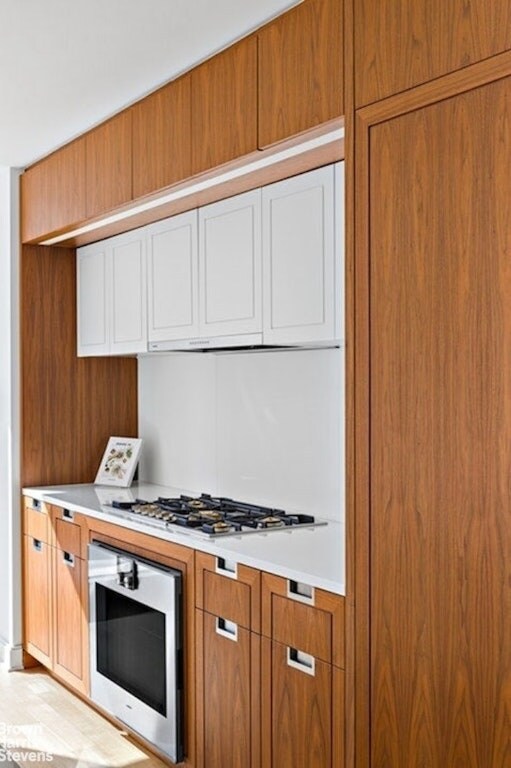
[147,211,199,344]
[110,231,147,354]
[77,243,110,356]
[262,164,342,345]
[199,189,262,338]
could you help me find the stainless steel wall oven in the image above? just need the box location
[88,541,184,763]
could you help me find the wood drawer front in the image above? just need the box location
[262,572,345,668]
[54,519,82,557]
[272,594,332,663]
[23,501,50,544]
[203,570,251,629]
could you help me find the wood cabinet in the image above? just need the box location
[77,229,147,356]
[191,37,258,175]
[354,0,511,106]
[147,211,199,343]
[198,189,262,339]
[20,137,87,243]
[133,75,192,198]
[262,163,343,345]
[22,500,88,695]
[354,56,511,766]
[261,572,344,768]
[85,110,132,217]
[258,0,343,147]
[195,552,261,768]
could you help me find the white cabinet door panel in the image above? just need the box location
[77,245,110,356]
[147,211,199,342]
[110,235,147,353]
[199,189,262,337]
[262,165,339,345]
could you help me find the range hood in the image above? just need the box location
[146,335,342,353]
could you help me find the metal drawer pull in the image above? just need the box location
[216,557,238,578]
[62,508,74,520]
[215,617,238,641]
[287,580,315,604]
[63,551,75,567]
[32,538,43,552]
[287,647,316,676]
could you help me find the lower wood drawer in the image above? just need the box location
[23,499,50,544]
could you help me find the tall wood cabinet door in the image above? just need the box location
[133,75,192,198]
[262,637,333,768]
[23,535,52,667]
[191,37,258,174]
[52,551,88,695]
[262,165,339,345]
[199,189,262,338]
[21,137,86,243]
[110,231,147,354]
[86,110,132,217]
[147,211,199,344]
[77,243,110,357]
[196,610,259,768]
[354,0,511,106]
[258,0,343,148]
[357,65,511,766]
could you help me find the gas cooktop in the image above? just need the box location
[106,493,327,538]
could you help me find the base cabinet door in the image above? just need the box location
[262,637,339,768]
[23,535,52,667]
[196,609,260,768]
[52,549,88,694]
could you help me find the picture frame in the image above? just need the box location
[94,436,143,487]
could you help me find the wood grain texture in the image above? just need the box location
[258,0,343,147]
[86,110,132,217]
[271,594,332,664]
[366,75,511,767]
[133,74,192,198]
[197,611,253,768]
[261,572,345,668]
[52,550,86,693]
[265,639,332,768]
[191,36,258,174]
[23,535,52,667]
[21,137,86,243]
[20,244,138,487]
[23,502,50,544]
[354,0,511,106]
[53,519,81,558]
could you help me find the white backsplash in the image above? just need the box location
[138,347,344,523]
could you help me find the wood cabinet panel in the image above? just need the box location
[21,137,86,243]
[133,75,192,198]
[354,0,511,106]
[53,519,82,558]
[191,36,258,174]
[258,0,343,147]
[195,551,261,632]
[23,499,50,544]
[271,594,332,664]
[52,551,87,693]
[196,610,259,768]
[23,535,52,666]
[203,570,251,629]
[359,69,511,766]
[86,110,132,217]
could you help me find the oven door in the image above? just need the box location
[88,542,183,763]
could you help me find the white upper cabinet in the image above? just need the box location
[147,211,199,346]
[199,189,262,339]
[262,163,343,345]
[77,230,147,357]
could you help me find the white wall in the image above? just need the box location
[138,347,344,522]
[0,167,22,669]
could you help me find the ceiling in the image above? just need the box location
[0,0,300,169]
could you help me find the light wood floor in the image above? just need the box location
[0,667,168,768]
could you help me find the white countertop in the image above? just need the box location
[23,482,345,595]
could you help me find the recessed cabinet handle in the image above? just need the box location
[287,647,316,676]
[216,557,238,578]
[215,617,238,642]
[62,508,74,520]
[63,551,75,567]
[31,499,41,511]
[287,580,315,605]
[32,538,43,552]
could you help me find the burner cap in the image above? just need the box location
[258,516,286,528]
